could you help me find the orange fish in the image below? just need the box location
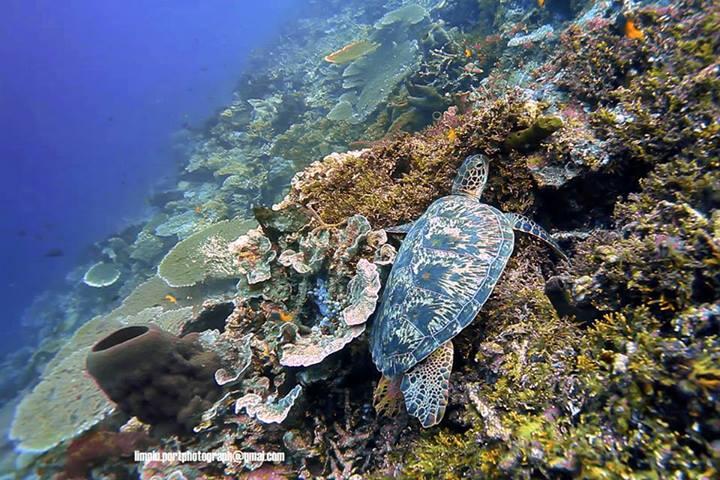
[279,311,294,322]
[625,19,644,39]
[194,205,203,214]
[447,127,457,142]
[164,294,177,304]
[538,0,545,7]
[464,48,472,58]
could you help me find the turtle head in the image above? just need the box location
[451,154,489,198]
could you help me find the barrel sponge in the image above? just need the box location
[42,315,126,376]
[158,218,257,288]
[41,275,198,375]
[83,262,121,288]
[86,325,221,432]
[43,306,194,376]
[10,347,114,453]
[12,307,196,452]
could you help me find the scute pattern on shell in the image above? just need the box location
[371,195,514,377]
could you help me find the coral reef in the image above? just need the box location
[158,218,257,287]
[10,348,114,453]
[235,385,303,424]
[324,40,380,64]
[7,0,719,478]
[59,430,154,480]
[82,262,121,288]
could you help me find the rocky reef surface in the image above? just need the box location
[2,0,718,478]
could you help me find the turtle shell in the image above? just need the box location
[371,195,514,377]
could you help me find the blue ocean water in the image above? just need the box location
[0,0,297,354]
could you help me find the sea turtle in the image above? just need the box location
[370,154,568,427]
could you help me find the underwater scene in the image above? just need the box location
[1,0,718,478]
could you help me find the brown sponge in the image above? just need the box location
[86,324,221,432]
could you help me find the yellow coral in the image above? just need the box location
[324,40,380,64]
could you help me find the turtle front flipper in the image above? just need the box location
[401,341,454,428]
[505,213,569,263]
[385,221,415,235]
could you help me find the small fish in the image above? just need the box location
[164,294,177,304]
[279,311,294,322]
[464,48,472,58]
[194,205,203,214]
[447,127,457,142]
[625,19,644,39]
[44,248,64,257]
[538,0,545,7]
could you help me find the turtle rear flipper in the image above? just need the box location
[505,212,569,263]
[401,341,454,428]
[373,376,403,418]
